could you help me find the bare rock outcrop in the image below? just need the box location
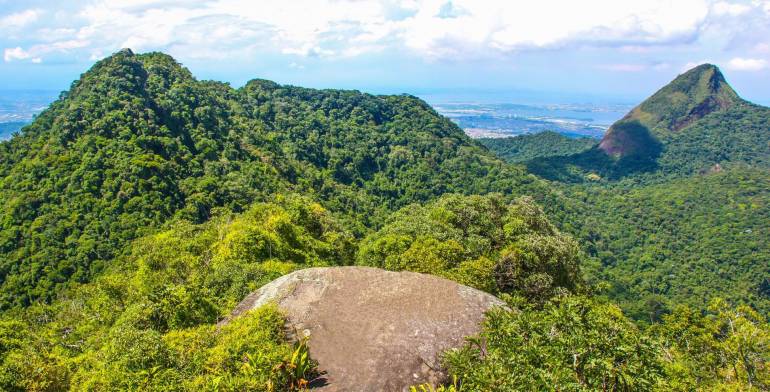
[222,266,504,391]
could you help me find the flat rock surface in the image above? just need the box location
[223,266,504,391]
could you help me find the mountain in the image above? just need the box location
[598,64,739,158]
[571,167,770,319]
[0,50,767,391]
[476,66,770,320]
[518,64,769,183]
[0,49,544,308]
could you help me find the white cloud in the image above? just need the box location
[4,47,32,62]
[726,57,768,71]
[711,1,750,15]
[402,0,711,56]
[3,40,89,62]
[2,0,770,63]
[0,9,40,29]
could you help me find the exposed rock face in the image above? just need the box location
[222,266,505,391]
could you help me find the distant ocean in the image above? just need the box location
[0,90,58,140]
[419,90,632,139]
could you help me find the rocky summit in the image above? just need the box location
[222,266,505,391]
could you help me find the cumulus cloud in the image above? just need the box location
[711,1,751,15]
[0,9,40,29]
[727,57,768,71]
[1,0,769,64]
[4,47,33,62]
[3,40,89,63]
[402,0,711,56]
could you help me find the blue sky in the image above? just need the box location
[2,0,770,105]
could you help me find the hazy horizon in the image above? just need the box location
[2,1,770,106]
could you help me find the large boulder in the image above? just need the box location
[222,266,505,391]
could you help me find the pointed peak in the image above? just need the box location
[56,49,192,114]
[598,63,742,157]
[684,63,719,73]
[667,63,736,99]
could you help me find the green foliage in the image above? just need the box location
[68,305,311,391]
[270,336,317,391]
[0,51,768,391]
[444,295,665,391]
[358,193,583,300]
[652,299,770,390]
[445,295,770,391]
[474,66,770,322]
[566,168,770,321]
[478,131,596,163]
[0,197,342,391]
[0,49,544,309]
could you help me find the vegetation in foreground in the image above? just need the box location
[0,194,767,391]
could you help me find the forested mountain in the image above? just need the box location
[523,64,770,183]
[478,131,596,163]
[0,49,544,309]
[2,192,766,391]
[0,51,768,390]
[480,65,770,322]
[598,64,739,157]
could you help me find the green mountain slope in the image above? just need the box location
[0,49,543,308]
[570,167,770,320]
[477,66,770,321]
[0,51,767,391]
[524,64,769,183]
[2,192,767,391]
[599,64,739,157]
[478,131,596,163]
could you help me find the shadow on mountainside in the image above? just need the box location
[525,121,663,183]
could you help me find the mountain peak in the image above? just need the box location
[599,63,740,157]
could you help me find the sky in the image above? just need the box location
[2,0,770,105]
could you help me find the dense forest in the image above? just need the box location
[484,65,770,322]
[0,50,768,390]
[0,49,545,309]
[478,131,596,163]
[2,193,767,391]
